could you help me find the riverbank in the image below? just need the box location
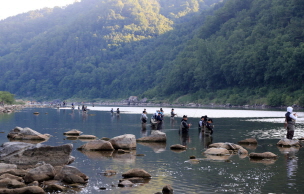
[0,105,24,113]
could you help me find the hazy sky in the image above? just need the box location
[0,0,77,20]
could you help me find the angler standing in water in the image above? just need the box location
[140,111,148,124]
[204,118,214,136]
[285,106,297,139]
[198,115,208,132]
[170,108,176,120]
[180,115,192,134]
[179,115,192,146]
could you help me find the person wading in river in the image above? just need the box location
[198,115,208,132]
[140,111,148,124]
[180,115,192,134]
[285,106,297,139]
[204,118,214,136]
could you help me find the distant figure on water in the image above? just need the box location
[116,108,120,114]
[82,106,87,113]
[140,111,148,124]
[285,106,297,139]
[160,108,164,118]
[155,112,163,130]
[170,108,176,120]
[110,108,114,114]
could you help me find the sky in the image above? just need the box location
[0,0,77,20]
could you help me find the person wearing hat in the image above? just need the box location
[180,115,192,133]
[156,112,163,123]
[198,115,208,132]
[204,118,214,136]
[156,112,163,130]
[285,106,297,139]
[170,108,176,119]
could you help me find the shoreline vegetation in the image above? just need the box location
[2,100,301,113]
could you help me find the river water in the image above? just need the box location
[0,106,304,194]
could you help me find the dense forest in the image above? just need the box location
[0,0,303,106]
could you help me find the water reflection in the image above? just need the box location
[137,142,166,153]
[199,131,213,148]
[112,151,136,164]
[180,132,190,146]
[278,146,299,184]
[2,107,304,194]
[141,123,147,137]
[249,158,277,165]
[8,138,49,144]
[78,150,114,159]
[239,144,258,150]
[203,154,231,162]
[170,117,177,128]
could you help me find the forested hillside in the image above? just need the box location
[0,0,303,106]
[154,0,304,106]
[0,0,222,100]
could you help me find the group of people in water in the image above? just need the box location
[110,108,120,115]
[139,108,214,137]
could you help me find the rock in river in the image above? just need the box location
[7,127,50,141]
[0,142,74,168]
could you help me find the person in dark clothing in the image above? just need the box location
[285,106,297,139]
[116,108,120,114]
[171,108,176,119]
[198,115,208,132]
[204,118,214,136]
[156,112,163,130]
[140,111,148,124]
[180,115,192,134]
[156,112,163,124]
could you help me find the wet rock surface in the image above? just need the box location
[0,142,74,168]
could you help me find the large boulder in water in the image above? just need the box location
[170,144,186,150]
[0,186,45,194]
[276,138,301,147]
[209,142,248,156]
[0,142,74,168]
[63,129,82,136]
[109,134,136,150]
[162,184,174,194]
[24,164,55,183]
[203,148,231,156]
[249,152,278,159]
[238,138,258,144]
[54,166,89,184]
[122,168,151,178]
[77,140,114,151]
[137,130,166,142]
[7,127,50,141]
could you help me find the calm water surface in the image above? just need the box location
[0,106,304,194]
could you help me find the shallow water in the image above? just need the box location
[0,106,304,194]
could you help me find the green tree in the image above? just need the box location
[0,91,15,104]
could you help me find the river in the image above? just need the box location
[0,106,303,194]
